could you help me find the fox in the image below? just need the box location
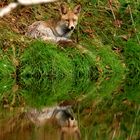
[26,3,81,42]
[27,106,81,140]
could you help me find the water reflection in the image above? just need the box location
[0,106,81,140]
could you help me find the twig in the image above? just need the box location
[129,105,140,140]
[108,0,116,21]
[0,0,56,18]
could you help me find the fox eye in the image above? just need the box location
[65,19,69,22]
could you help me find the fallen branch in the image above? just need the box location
[0,0,57,18]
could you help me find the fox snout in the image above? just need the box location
[67,20,76,30]
[66,20,76,31]
[70,26,74,30]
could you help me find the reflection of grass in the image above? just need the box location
[79,96,140,140]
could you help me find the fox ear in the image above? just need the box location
[73,4,81,15]
[60,3,68,15]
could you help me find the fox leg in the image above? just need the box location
[60,131,65,140]
[56,37,72,42]
[75,129,81,140]
[43,36,72,43]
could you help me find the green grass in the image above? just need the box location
[0,49,15,104]
[19,40,99,106]
[124,39,140,103]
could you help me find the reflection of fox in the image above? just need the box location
[27,106,81,140]
[60,118,81,140]
[26,3,81,42]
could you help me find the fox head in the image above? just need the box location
[59,3,81,31]
[60,118,81,140]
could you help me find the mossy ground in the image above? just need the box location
[0,0,140,139]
